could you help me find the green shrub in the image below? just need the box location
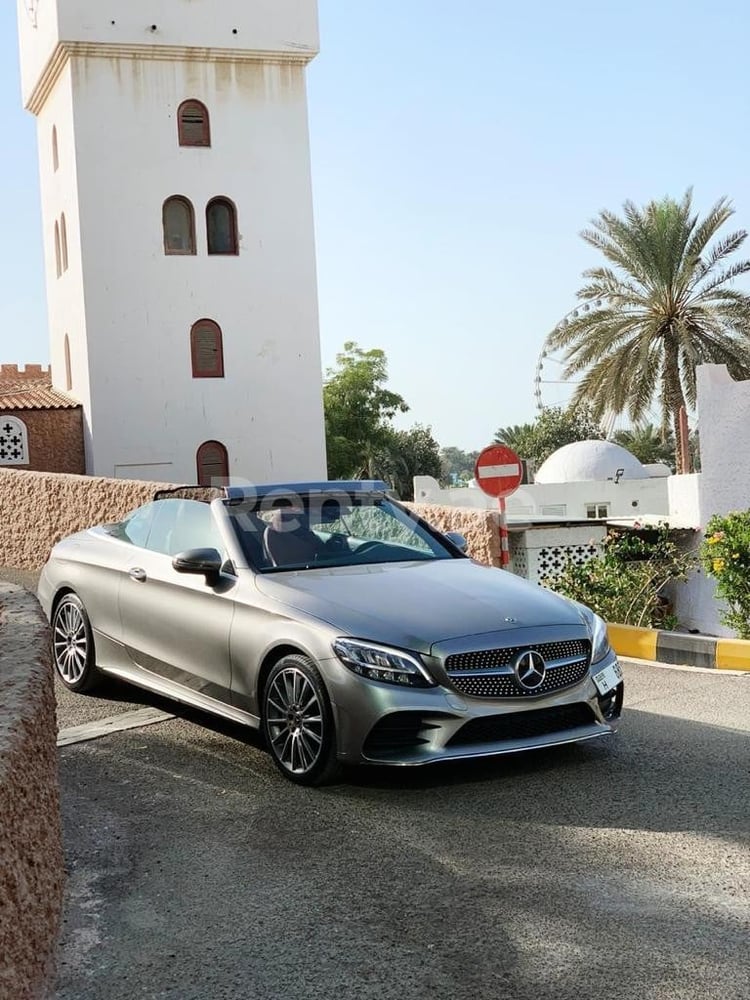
[701,511,750,639]
[543,525,695,629]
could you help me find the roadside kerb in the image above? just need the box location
[608,622,750,670]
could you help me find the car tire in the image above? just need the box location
[51,593,101,693]
[262,654,341,786]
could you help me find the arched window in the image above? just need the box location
[64,334,72,391]
[54,221,61,278]
[60,213,68,272]
[0,416,29,466]
[197,441,229,486]
[206,198,238,255]
[163,196,196,255]
[52,126,59,172]
[178,100,211,147]
[191,320,224,378]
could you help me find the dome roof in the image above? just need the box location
[535,440,649,484]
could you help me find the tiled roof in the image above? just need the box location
[0,379,80,411]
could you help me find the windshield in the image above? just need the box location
[225,493,457,572]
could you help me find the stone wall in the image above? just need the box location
[410,503,501,567]
[0,468,170,570]
[0,583,63,999]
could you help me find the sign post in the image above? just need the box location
[473,444,523,568]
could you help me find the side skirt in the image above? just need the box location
[97,661,261,731]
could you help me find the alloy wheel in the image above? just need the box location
[265,667,324,775]
[53,600,89,685]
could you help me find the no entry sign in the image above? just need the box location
[474,444,523,500]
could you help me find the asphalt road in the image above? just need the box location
[52,662,750,1000]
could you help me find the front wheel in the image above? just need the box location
[262,654,341,786]
[51,593,101,693]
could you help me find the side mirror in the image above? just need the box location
[444,531,468,553]
[172,547,223,586]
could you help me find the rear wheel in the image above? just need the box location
[262,654,341,786]
[52,593,101,693]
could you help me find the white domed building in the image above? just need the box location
[413,436,682,587]
[505,439,671,522]
[535,440,653,485]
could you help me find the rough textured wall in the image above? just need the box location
[0,468,170,569]
[410,503,501,567]
[0,583,63,999]
[14,408,86,475]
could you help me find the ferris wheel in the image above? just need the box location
[533,302,625,437]
[533,304,682,443]
[533,304,598,412]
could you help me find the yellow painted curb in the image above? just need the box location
[715,639,750,671]
[607,623,658,661]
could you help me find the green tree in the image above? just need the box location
[612,423,675,469]
[492,423,536,461]
[495,405,602,469]
[549,189,750,472]
[439,446,480,486]
[323,342,408,478]
[702,512,750,638]
[380,425,443,500]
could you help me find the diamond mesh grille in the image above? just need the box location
[445,639,590,699]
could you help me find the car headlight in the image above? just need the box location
[567,599,612,664]
[333,639,436,688]
[587,611,611,664]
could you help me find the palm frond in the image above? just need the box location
[557,189,750,439]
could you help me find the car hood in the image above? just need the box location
[254,558,586,653]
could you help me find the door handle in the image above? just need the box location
[129,567,147,582]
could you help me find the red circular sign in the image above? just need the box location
[474,444,523,499]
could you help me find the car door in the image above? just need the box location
[118,499,236,705]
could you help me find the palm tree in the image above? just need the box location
[494,422,535,457]
[612,423,675,470]
[549,190,750,471]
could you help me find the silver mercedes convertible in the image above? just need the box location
[38,481,623,784]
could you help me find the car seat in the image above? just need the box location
[263,508,322,567]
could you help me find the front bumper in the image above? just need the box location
[327,647,622,766]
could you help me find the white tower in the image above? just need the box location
[17,0,327,484]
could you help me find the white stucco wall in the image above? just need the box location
[697,365,750,518]
[413,476,670,521]
[18,1,319,106]
[19,0,326,484]
[33,63,94,463]
[666,473,701,528]
[672,364,750,637]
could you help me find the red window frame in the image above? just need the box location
[206,197,239,255]
[196,440,229,486]
[163,196,196,255]
[190,319,225,378]
[178,100,211,147]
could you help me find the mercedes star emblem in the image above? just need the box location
[513,649,546,691]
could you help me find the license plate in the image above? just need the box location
[592,661,623,696]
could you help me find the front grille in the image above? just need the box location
[445,639,590,699]
[447,703,595,747]
[362,712,450,759]
[446,639,589,671]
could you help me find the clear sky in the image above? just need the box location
[2,0,750,450]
